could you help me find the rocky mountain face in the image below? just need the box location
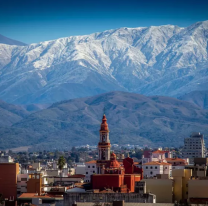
[0,91,208,150]
[0,20,208,104]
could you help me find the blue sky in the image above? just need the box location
[1,0,208,44]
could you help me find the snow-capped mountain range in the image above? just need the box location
[0,20,208,104]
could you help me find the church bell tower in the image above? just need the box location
[98,114,111,160]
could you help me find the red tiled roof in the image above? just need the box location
[18,193,53,199]
[86,160,97,164]
[166,158,186,162]
[143,161,171,166]
[152,150,167,154]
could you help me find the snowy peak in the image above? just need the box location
[0,20,208,104]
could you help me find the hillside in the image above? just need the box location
[179,90,208,109]
[0,91,208,150]
[0,21,208,104]
[0,100,30,126]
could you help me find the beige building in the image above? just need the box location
[188,178,208,204]
[172,169,192,203]
[185,158,208,177]
[141,169,192,203]
[141,178,173,203]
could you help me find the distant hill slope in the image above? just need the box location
[0,100,30,126]
[0,34,26,46]
[0,91,208,150]
[179,90,208,109]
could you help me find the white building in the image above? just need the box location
[142,149,172,164]
[0,155,13,163]
[74,163,85,175]
[17,174,28,195]
[84,160,97,182]
[182,132,206,163]
[142,161,172,178]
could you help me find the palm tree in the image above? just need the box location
[57,156,66,185]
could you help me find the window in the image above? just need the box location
[155,166,157,169]
[86,172,88,174]
[93,171,95,173]
[146,166,148,169]
[21,178,27,181]
[88,166,90,168]
[150,166,153,169]
[92,166,95,168]
[150,171,153,175]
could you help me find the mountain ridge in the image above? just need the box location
[0,91,208,150]
[0,20,208,104]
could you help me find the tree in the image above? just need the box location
[0,194,4,205]
[57,156,66,185]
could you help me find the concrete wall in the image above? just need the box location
[64,193,155,206]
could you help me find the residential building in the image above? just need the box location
[0,163,19,205]
[166,157,188,170]
[188,178,208,204]
[185,157,208,177]
[142,149,172,164]
[172,169,192,203]
[32,162,42,171]
[74,163,85,175]
[17,174,28,196]
[0,155,13,163]
[27,174,43,195]
[142,161,172,178]
[182,132,206,163]
[84,160,97,182]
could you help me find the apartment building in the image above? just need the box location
[142,161,172,178]
[182,132,206,163]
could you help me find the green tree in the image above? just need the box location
[57,156,66,185]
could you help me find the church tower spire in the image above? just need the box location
[98,114,111,160]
